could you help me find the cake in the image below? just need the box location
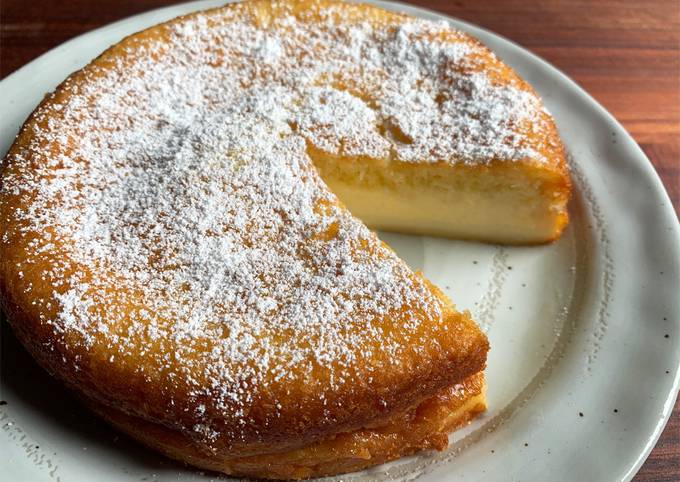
[0,0,569,479]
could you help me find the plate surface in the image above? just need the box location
[1,1,678,481]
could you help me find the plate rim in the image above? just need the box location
[0,1,678,481]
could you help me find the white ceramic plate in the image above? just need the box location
[1,1,678,481]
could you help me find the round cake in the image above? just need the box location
[0,0,570,479]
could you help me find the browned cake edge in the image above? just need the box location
[85,372,486,480]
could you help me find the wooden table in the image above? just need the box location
[1,0,678,479]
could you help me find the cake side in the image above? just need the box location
[86,373,485,480]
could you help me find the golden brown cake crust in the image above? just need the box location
[87,373,486,480]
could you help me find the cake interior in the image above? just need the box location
[311,149,570,244]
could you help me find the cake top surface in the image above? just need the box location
[0,0,544,444]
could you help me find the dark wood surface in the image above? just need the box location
[1,0,679,480]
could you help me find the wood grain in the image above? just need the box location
[1,0,678,480]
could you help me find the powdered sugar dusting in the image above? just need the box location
[1,1,540,444]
